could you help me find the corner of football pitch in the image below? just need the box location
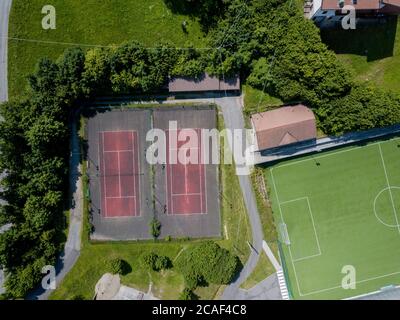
[267,137,400,300]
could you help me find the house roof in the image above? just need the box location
[251,105,317,151]
[383,0,400,5]
[168,73,240,93]
[322,0,381,10]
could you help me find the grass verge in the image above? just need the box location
[239,167,280,288]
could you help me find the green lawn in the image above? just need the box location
[267,136,400,299]
[241,253,273,290]
[50,110,251,300]
[321,16,400,93]
[8,0,206,98]
[243,85,283,118]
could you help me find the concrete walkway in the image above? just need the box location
[262,241,281,271]
[229,273,282,300]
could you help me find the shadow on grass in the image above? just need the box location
[162,0,225,31]
[320,16,398,62]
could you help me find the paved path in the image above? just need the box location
[0,0,11,102]
[262,241,281,271]
[215,97,265,299]
[230,273,282,300]
[0,223,12,295]
[28,118,83,300]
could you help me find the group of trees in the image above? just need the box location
[0,48,86,298]
[82,42,207,95]
[175,241,240,298]
[206,0,400,135]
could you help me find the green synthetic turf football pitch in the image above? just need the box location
[268,137,400,299]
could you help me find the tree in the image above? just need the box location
[149,218,162,239]
[141,252,171,271]
[175,241,240,289]
[106,258,127,275]
[83,47,113,94]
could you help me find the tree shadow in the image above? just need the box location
[120,259,132,276]
[320,16,398,62]
[163,0,225,31]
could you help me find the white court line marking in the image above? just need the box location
[199,129,205,214]
[105,196,136,199]
[132,131,136,217]
[292,253,322,263]
[274,137,400,170]
[117,151,121,198]
[172,193,202,196]
[280,197,321,261]
[280,197,308,205]
[300,270,400,297]
[100,130,141,218]
[270,168,303,296]
[169,147,200,151]
[103,149,133,153]
[378,143,400,235]
[169,146,174,215]
[306,197,322,256]
[102,132,108,218]
[134,131,142,218]
[184,161,188,195]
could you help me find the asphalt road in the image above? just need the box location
[215,96,266,300]
[0,0,11,103]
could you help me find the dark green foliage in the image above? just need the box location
[317,85,400,135]
[163,0,229,31]
[179,287,198,300]
[208,0,400,135]
[149,218,162,239]
[106,258,131,275]
[141,252,172,272]
[175,241,240,289]
[0,47,84,298]
[184,270,203,289]
[109,41,177,93]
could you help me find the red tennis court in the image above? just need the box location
[166,129,207,215]
[99,131,140,218]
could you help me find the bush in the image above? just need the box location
[149,218,161,239]
[154,255,171,271]
[106,258,131,275]
[175,241,240,290]
[141,252,172,272]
